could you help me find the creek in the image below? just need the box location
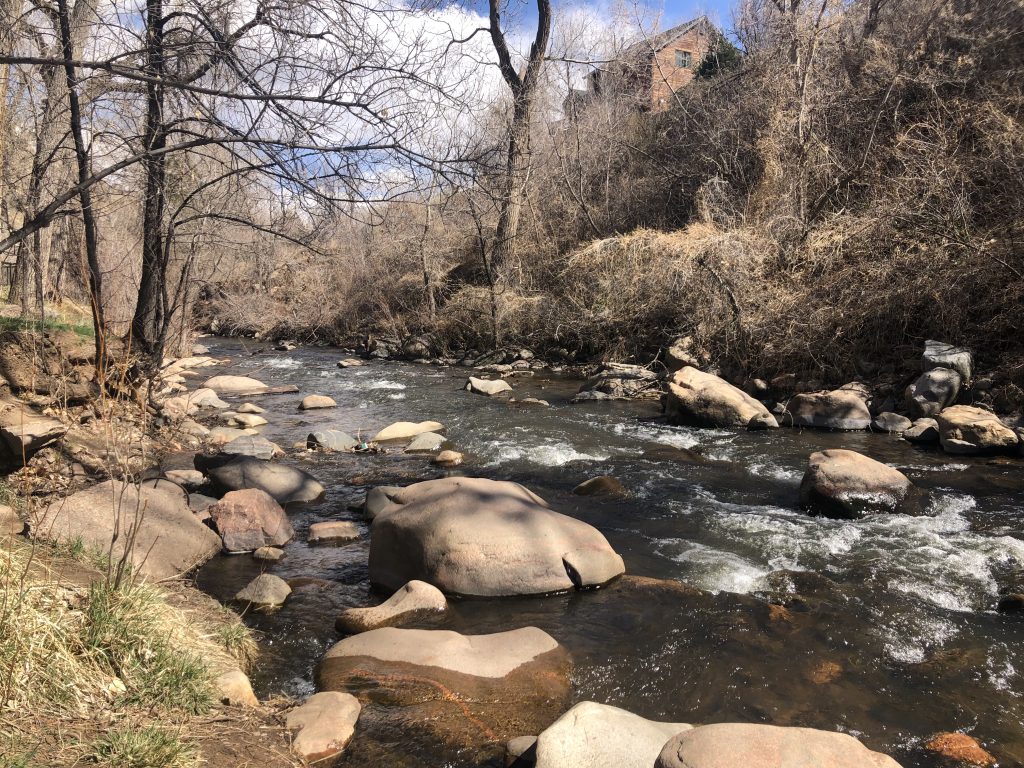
[193,338,1024,767]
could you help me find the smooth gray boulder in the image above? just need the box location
[235,573,291,608]
[368,477,625,596]
[871,412,913,433]
[221,434,283,460]
[404,432,445,453]
[665,367,777,429]
[467,376,513,396]
[656,723,902,768]
[799,449,914,519]
[335,580,447,634]
[923,339,973,381]
[936,405,1019,455]
[307,430,358,452]
[905,368,961,419]
[534,701,690,768]
[785,389,871,430]
[34,479,220,579]
[205,457,325,504]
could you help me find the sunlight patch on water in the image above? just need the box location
[483,440,611,467]
[658,539,771,593]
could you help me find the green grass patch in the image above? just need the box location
[88,725,197,768]
[0,315,94,338]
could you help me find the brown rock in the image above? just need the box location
[573,476,627,497]
[936,405,1019,455]
[799,449,915,519]
[335,580,447,634]
[214,669,259,707]
[665,367,778,430]
[207,488,295,553]
[924,732,996,766]
[309,520,360,544]
[300,394,337,410]
[286,691,361,762]
[432,449,463,467]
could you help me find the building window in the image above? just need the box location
[675,50,692,68]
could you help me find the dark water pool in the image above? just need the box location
[192,339,1024,767]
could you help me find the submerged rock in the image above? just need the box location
[573,476,627,497]
[317,627,570,754]
[872,412,913,433]
[785,389,871,430]
[534,701,690,768]
[405,432,445,453]
[338,358,364,368]
[905,368,961,419]
[799,449,915,519]
[936,405,1019,455]
[207,488,294,553]
[665,367,778,429]
[235,573,291,608]
[204,456,325,504]
[286,691,361,763]
[923,732,995,767]
[467,376,513,396]
[655,723,901,768]
[335,580,447,634]
[369,477,624,596]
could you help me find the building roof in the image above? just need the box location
[621,16,710,60]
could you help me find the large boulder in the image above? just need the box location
[871,412,913,434]
[784,389,871,430]
[364,485,402,519]
[203,375,268,393]
[335,579,447,634]
[935,405,1019,455]
[799,449,915,519]
[534,701,690,768]
[466,376,513,397]
[34,479,221,579]
[0,400,65,464]
[372,420,444,442]
[285,691,361,763]
[368,477,624,596]
[656,723,901,768]
[905,368,961,419]
[665,367,778,430]
[206,488,294,553]
[203,456,325,503]
[235,573,290,608]
[220,434,283,460]
[317,627,570,754]
[923,339,973,381]
[574,363,660,402]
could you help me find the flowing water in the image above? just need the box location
[192,339,1024,767]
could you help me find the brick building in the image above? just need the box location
[564,16,716,116]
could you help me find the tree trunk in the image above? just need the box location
[491,98,532,285]
[130,0,168,367]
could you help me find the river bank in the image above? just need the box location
[4,329,1024,766]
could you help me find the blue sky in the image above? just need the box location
[462,0,739,32]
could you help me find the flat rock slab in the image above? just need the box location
[34,479,221,579]
[656,723,902,768]
[204,375,269,393]
[535,701,691,768]
[0,400,65,463]
[665,367,777,430]
[372,420,444,442]
[336,580,447,634]
[207,488,295,553]
[368,477,625,596]
[871,412,913,433]
[317,627,570,755]
[286,691,361,762]
[221,434,283,460]
[309,520,360,544]
[799,449,915,519]
[205,457,325,504]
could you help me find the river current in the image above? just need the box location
[191,339,1024,767]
